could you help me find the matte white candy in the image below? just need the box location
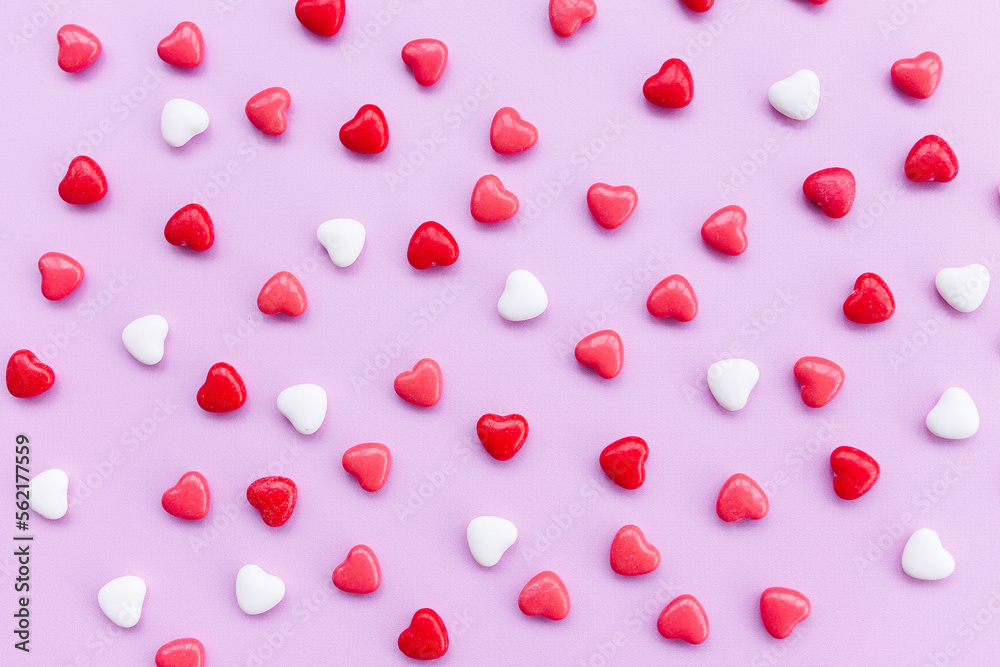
[236,564,285,615]
[935,264,990,313]
[161,98,209,147]
[467,516,517,567]
[768,69,821,120]
[122,315,168,365]
[98,575,146,628]
[707,358,760,411]
[498,270,547,321]
[276,383,328,435]
[317,218,366,268]
[902,528,955,581]
[28,468,68,520]
[926,387,979,440]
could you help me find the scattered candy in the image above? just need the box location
[342,443,391,491]
[904,135,958,183]
[59,156,107,205]
[643,59,694,109]
[295,0,346,37]
[317,218,366,267]
[257,271,307,316]
[587,183,637,230]
[56,24,101,73]
[38,252,84,300]
[157,21,204,69]
[759,587,809,639]
[333,545,381,594]
[498,270,548,321]
[98,575,146,628]
[401,39,449,86]
[490,107,538,154]
[935,264,990,313]
[707,359,759,411]
[277,383,328,434]
[843,272,894,323]
[161,471,210,520]
[925,387,979,440]
[247,476,297,527]
[28,468,69,520]
[246,87,291,136]
[6,349,54,398]
[701,205,747,255]
[155,638,205,667]
[656,594,709,645]
[891,51,942,99]
[548,0,596,38]
[802,167,855,218]
[610,525,660,576]
[407,221,459,269]
[236,564,285,614]
[398,608,449,660]
[164,204,214,251]
[902,528,955,580]
[467,515,518,567]
[394,358,442,407]
[122,315,169,365]
[476,413,529,461]
[196,362,246,412]
[599,436,648,490]
[471,175,519,223]
[646,275,697,321]
[793,356,844,408]
[518,571,570,620]
[716,473,768,522]
[768,69,820,120]
[160,99,210,148]
[829,446,879,500]
[575,329,624,379]
[340,104,389,154]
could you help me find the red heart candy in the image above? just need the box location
[157,21,204,68]
[471,175,519,223]
[340,104,388,154]
[793,356,844,408]
[716,473,768,522]
[904,134,958,183]
[681,0,714,10]
[38,252,84,301]
[803,167,855,218]
[891,51,942,99]
[57,24,101,73]
[196,362,246,413]
[295,0,345,36]
[600,436,648,490]
[394,358,442,407]
[257,271,307,316]
[587,183,637,230]
[518,571,570,620]
[760,587,810,639]
[59,156,107,205]
[657,594,709,645]
[843,272,894,324]
[549,0,596,38]
[647,274,698,321]
[246,476,297,527]
[6,350,54,399]
[246,87,291,136]
[701,205,747,255]
[398,608,448,660]
[333,544,381,594]
[610,525,660,576]
[490,107,538,155]
[476,413,528,461]
[830,446,880,500]
[155,638,205,667]
[643,58,694,108]
[809,0,829,3]
[161,471,210,520]
[407,222,459,269]
[401,39,448,87]
[342,443,391,492]
[575,330,624,379]
[164,203,214,252]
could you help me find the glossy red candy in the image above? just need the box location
[548,0,596,38]
[394,359,442,407]
[155,638,205,667]
[57,24,101,73]
[701,205,747,255]
[257,271,307,316]
[333,545,381,594]
[246,476,297,527]
[518,571,570,620]
[398,608,448,660]
[340,104,388,154]
[599,436,648,489]
[407,222,459,269]
[342,443,391,492]
[760,588,810,639]
[891,52,942,99]
[196,362,246,412]
[246,87,291,136]
[904,135,958,183]
[609,525,660,576]
[575,330,624,379]
[161,472,210,520]
[401,39,448,86]
[793,356,844,408]
[803,168,855,218]
[716,473,768,522]
[476,413,528,461]
[471,175,519,223]
[587,183,637,230]
[657,595,709,644]
[165,204,214,251]
[295,0,345,36]
[681,0,714,11]
[59,156,107,205]
[38,252,84,300]
[157,22,204,68]
[647,275,698,321]
[490,107,538,154]
[643,59,693,108]
[830,446,880,500]
[843,273,894,323]
[6,350,54,398]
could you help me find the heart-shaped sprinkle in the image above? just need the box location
[803,167,855,218]
[681,0,714,11]
[246,476,297,527]
[161,99,209,148]
[164,204,214,251]
[843,272,894,323]
[891,51,942,99]
[277,383,328,435]
[257,271,307,316]
[398,608,448,660]
[830,446,879,500]
[295,0,346,36]
[28,468,69,520]
[707,358,759,411]
[340,104,388,154]
[587,183,638,230]
[793,356,844,408]
[59,156,107,205]
[657,594,709,644]
[333,544,381,594]
[549,0,596,38]
[643,58,694,108]
[498,269,548,321]
[157,21,204,69]
[768,69,821,120]
[246,87,291,136]
[518,571,570,620]
[161,471,210,520]
[6,349,54,398]
[575,329,624,379]
[407,221,459,269]
[904,135,958,183]
[342,442,391,491]
[610,525,660,576]
[236,564,285,614]
[57,24,101,73]
[716,473,768,522]
[760,587,809,639]
[122,314,169,365]
[902,528,955,580]
[471,175,519,223]
[155,638,205,667]
[935,264,990,313]
[599,436,648,490]
[317,218,366,267]
[490,107,538,154]
[196,362,246,412]
[647,274,698,321]
[701,205,747,256]
[401,39,448,86]
[476,413,529,461]
[926,387,979,440]
[98,575,146,628]
[38,252,84,300]
[467,515,518,566]
[394,358,442,407]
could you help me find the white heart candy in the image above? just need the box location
[935,264,990,313]
[277,383,328,435]
[122,314,168,365]
[236,564,285,615]
[926,387,979,440]
[467,516,518,567]
[707,358,760,411]
[498,270,547,321]
[768,69,821,121]
[28,468,69,520]
[317,218,366,268]
[98,575,146,628]
[902,528,955,581]
[161,98,209,147]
